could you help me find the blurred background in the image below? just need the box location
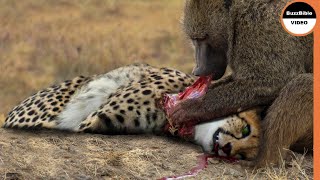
[0,0,194,115]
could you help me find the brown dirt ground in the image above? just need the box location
[0,116,313,179]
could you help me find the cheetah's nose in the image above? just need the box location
[221,143,232,156]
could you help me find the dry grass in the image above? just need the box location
[244,153,313,180]
[0,114,4,127]
[0,1,313,179]
[0,128,312,179]
[0,0,194,114]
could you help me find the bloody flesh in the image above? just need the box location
[160,76,239,179]
[162,76,212,138]
[159,154,238,180]
[159,154,211,180]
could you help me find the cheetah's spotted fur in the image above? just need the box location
[3,63,195,134]
[3,63,262,160]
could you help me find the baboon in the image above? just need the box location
[170,0,313,167]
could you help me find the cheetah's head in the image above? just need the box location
[194,109,261,160]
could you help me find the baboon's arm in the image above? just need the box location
[170,79,285,126]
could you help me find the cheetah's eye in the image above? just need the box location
[241,125,250,138]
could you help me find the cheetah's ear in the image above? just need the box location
[238,106,267,122]
[258,106,268,121]
[247,106,267,121]
[252,107,266,115]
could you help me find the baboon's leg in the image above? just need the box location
[255,73,313,167]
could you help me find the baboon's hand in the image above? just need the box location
[253,147,291,168]
[239,160,255,168]
[241,156,277,169]
[169,98,203,126]
[253,157,280,169]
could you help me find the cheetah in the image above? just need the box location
[3,63,261,160]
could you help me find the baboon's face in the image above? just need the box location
[183,0,231,79]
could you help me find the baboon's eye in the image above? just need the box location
[241,125,250,137]
[191,34,208,41]
[224,0,232,10]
